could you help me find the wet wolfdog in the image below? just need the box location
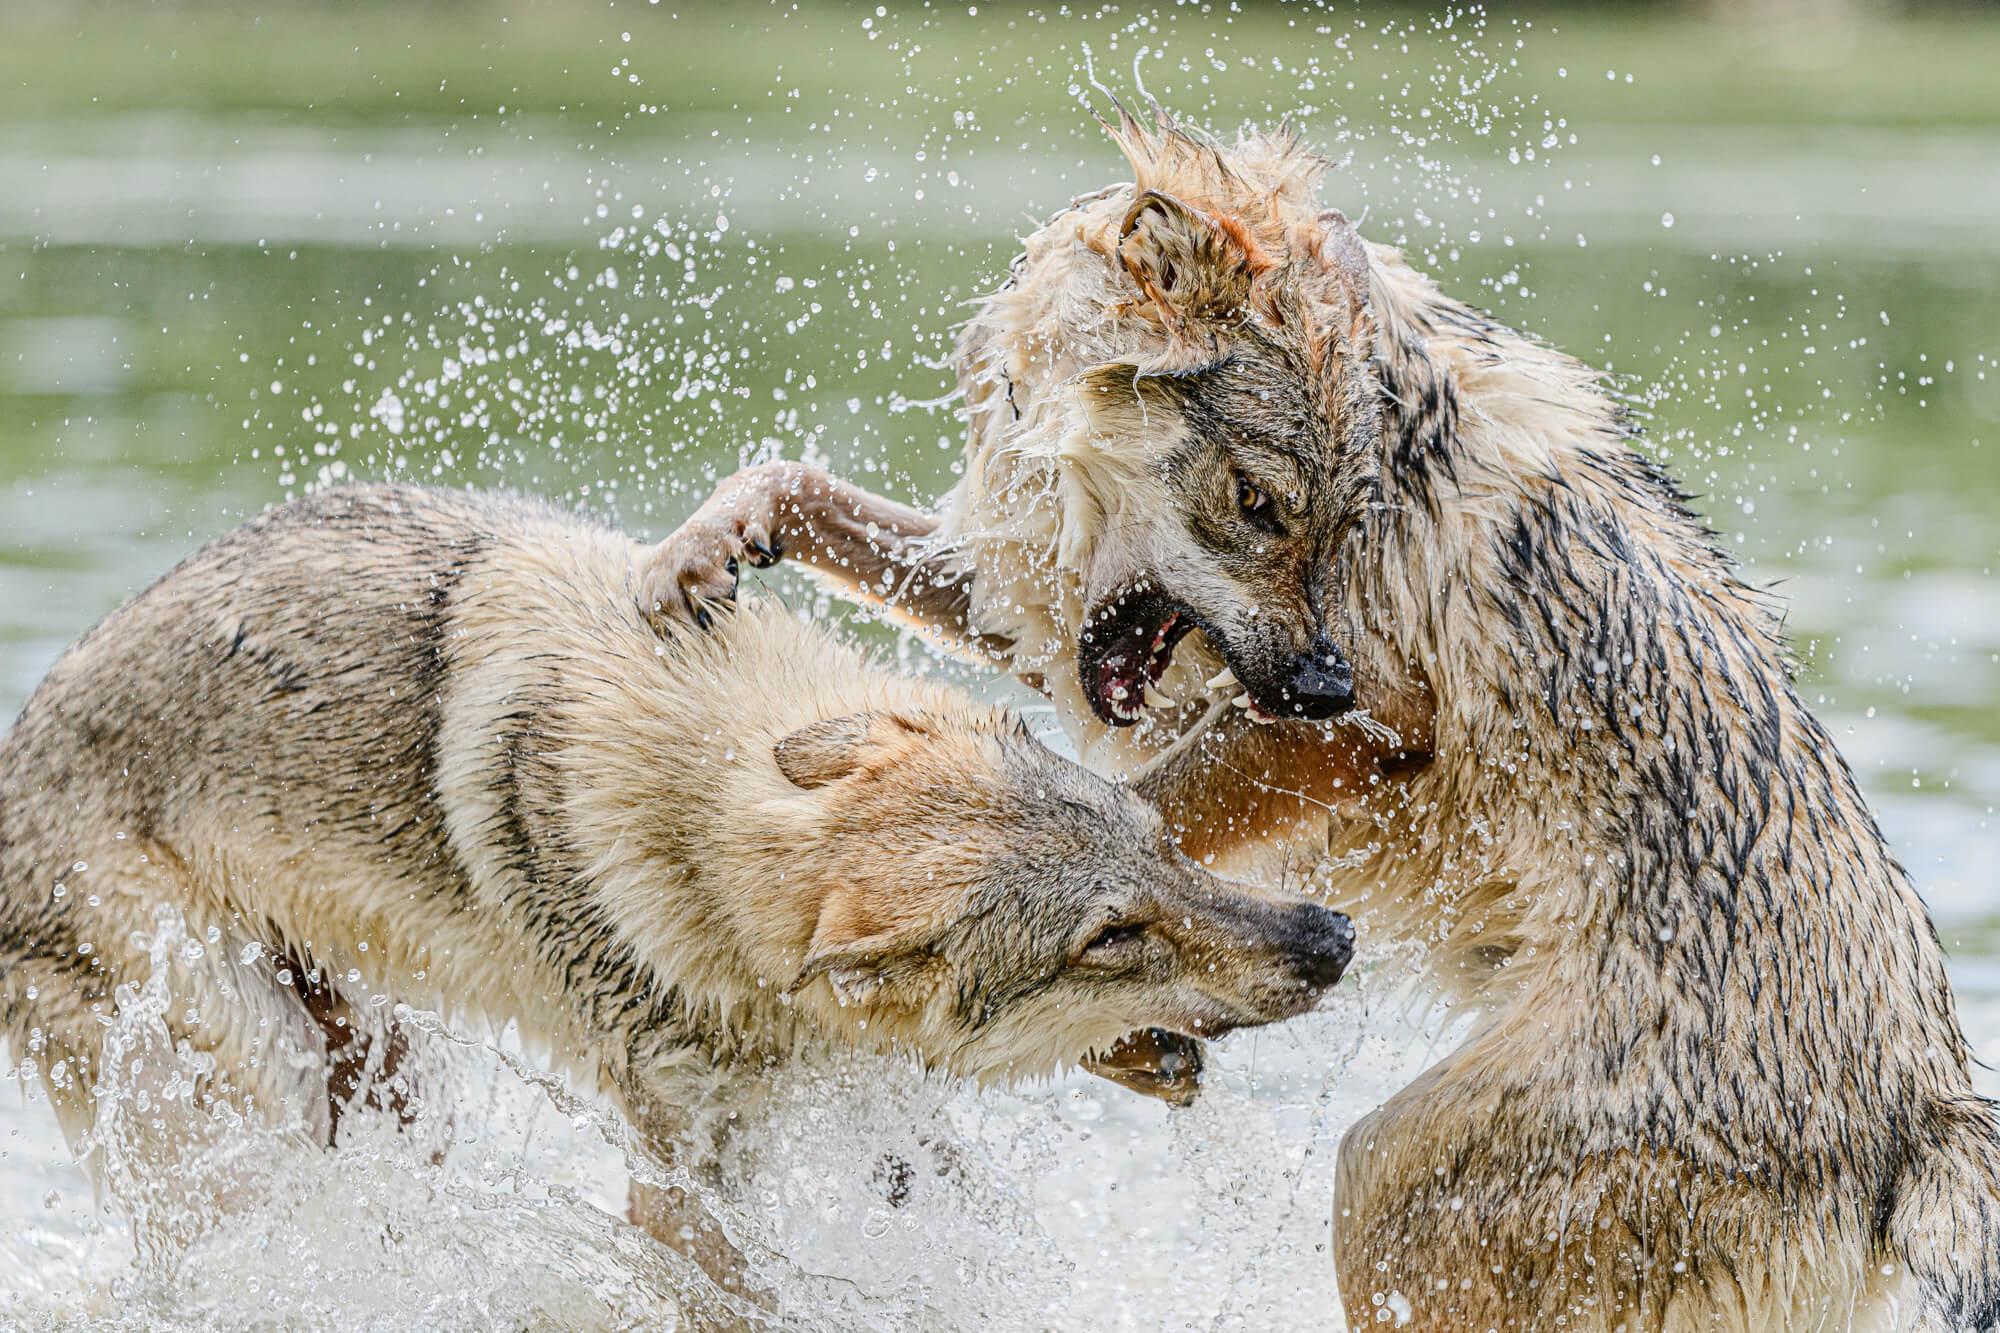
[644,114,2000,1329]
[0,483,1352,1286]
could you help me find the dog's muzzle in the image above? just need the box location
[1279,637,1356,720]
[1284,902,1355,989]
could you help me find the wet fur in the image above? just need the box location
[971,115,2000,1332]
[0,483,1348,1288]
[652,114,1999,1329]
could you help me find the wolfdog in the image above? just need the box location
[643,113,2000,1329]
[0,483,1353,1290]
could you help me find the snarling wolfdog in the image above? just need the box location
[644,113,2000,1329]
[0,483,1353,1291]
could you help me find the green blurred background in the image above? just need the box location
[0,0,1994,949]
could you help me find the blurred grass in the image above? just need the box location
[4,4,2000,129]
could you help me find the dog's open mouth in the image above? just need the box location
[1082,1028,1206,1107]
[1078,585,1199,727]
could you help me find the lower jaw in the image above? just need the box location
[1082,1059,1202,1108]
[1081,1028,1207,1106]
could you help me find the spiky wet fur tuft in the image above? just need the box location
[937,112,1998,1330]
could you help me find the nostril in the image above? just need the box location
[1285,651,1355,719]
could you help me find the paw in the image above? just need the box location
[637,512,780,632]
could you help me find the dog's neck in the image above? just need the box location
[1337,245,1910,1001]
[1358,242,1765,762]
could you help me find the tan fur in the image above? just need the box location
[0,484,1353,1293]
[641,112,2000,1330]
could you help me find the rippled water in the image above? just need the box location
[2,4,1996,1328]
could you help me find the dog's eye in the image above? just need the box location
[1234,475,1286,533]
[1236,477,1271,517]
[1082,921,1147,958]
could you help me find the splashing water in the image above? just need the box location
[2,907,1440,1331]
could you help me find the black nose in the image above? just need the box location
[1285,903,1354,989]
[1282,640,1355,719]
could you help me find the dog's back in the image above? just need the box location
[1,489,562,1131]
[0,483,879,1071]
[3,485,502,910]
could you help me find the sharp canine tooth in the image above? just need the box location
[1207,667,1239,691]
[1230,694,1252,710]
[1143,684,1175,709]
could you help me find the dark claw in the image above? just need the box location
[693,606,712,631]
[724,556,739,580]
[746,539,778,568]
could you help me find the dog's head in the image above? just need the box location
[770,707,1352,1099]
[955,116,1381,734]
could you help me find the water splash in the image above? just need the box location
[3,898,1432,1331]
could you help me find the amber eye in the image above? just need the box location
[1236,477,1272,518]
[1082,921,1147,958]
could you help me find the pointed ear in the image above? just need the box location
[1316,208,1373,339]
[774,711,938,790]
[788,930,896,1006]
[773,712,878,789]
[1118,190,1258,320]
[788,919,943,1007]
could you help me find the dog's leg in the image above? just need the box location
[1334,1017,1687,1331]
[1332,991,1891,1332]
[10,845,335,1270]
[1126,619,1436,871]
[612,1066,769,1316]
[627,1170,754,1297]
[281,952,440,1153]
[1131,695,1430,868]
[636,460,1013,658]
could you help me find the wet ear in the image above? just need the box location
[788,918,943,1007]
[774,711,940,790]
[789,931,898,1006]
[775,712,897,789]
[1118,190,1257,319]
[1316,208,1373,339]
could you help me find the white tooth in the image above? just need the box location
[1143,684,1175,709]
[1109,684,1129,702]
[1207,667,1239,691]
[1230,694,1253,710]
[1249,703,1278,726]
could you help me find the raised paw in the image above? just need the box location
[637,512,781,632]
